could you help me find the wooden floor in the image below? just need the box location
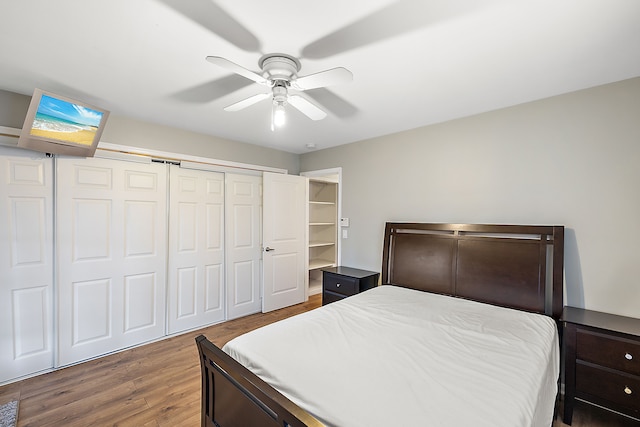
[1,293,637,426]
[0,296,321,427]
[553,400,639,427]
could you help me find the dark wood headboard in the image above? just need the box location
[382,223,564,320]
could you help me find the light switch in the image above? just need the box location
[342,229,348,239]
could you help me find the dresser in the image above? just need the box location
[562,306,640,424]
[321,266,379,305]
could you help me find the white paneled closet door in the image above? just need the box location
[56,156,167,367]
[225,173,262,320]
[167,165,225,334]
[262,172,308,313]
[0,147,53,383]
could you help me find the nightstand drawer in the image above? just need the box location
[577,329,640,375]
[576,362,640,414]
[321,267,379,306]
[562,307,640,424]
[322,291,345,305]
[323,274,357,296]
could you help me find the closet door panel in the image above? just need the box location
[177,267,197,318]
[57,157,167,367]
[0,148,54,383]
[124,272,158,332]
[205,200,224,314]
[225,173,262,320]
[168,166,225,334]
[205,264,223,312]
[72,279,111,345]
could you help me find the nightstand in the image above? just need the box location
[562,306,640,424]
[322,266,379,305]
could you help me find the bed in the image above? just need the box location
[196,222,565,427]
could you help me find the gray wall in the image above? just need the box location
[301,77,640,318]
[0,90,31,128]
[101,115,299,173]
[4,77,639,318]
[0,89,299,174]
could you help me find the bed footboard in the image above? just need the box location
[196,335,324,427]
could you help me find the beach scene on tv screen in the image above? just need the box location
[29,94,104,146]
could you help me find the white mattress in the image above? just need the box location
[223,285,559,427]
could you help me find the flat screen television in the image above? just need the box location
[18,88,110,157]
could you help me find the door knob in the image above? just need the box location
[265,247,275,252]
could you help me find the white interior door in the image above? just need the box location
[225,173,262,320]
[167,165,225,333]
[56,156,167,366]
[262,172,308,313]
[0,146,53,383]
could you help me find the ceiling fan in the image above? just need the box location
[206,53,353,129]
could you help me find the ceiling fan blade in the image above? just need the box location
[300,0,478,59]
[224,93,270,112]
[304,88,358,119]
[288,95,327,121]
[158,0,260,52]
[293,67,353,91]
[207,56,268,86]
[171,74,252,103]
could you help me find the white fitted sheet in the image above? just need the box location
[223,285,559,427]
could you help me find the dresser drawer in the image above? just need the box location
[323,274,357,296]
[577,329,640,375]
[576,362,640,414]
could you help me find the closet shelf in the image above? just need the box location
[309,259,336,270]
[308,178,338,287]
[309,241,335,248]
[309,200,335,205]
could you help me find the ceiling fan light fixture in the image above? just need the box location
[272,102,286,129]
[271,82,288,129]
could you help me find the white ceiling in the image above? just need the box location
[1,0,639,154]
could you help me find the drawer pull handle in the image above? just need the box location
[625,352,633,360]
[336,283,341,288]
[624,386,632,395]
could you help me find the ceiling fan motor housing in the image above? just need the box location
[259,54,301,83]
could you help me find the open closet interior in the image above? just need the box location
[305,171,341,296]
